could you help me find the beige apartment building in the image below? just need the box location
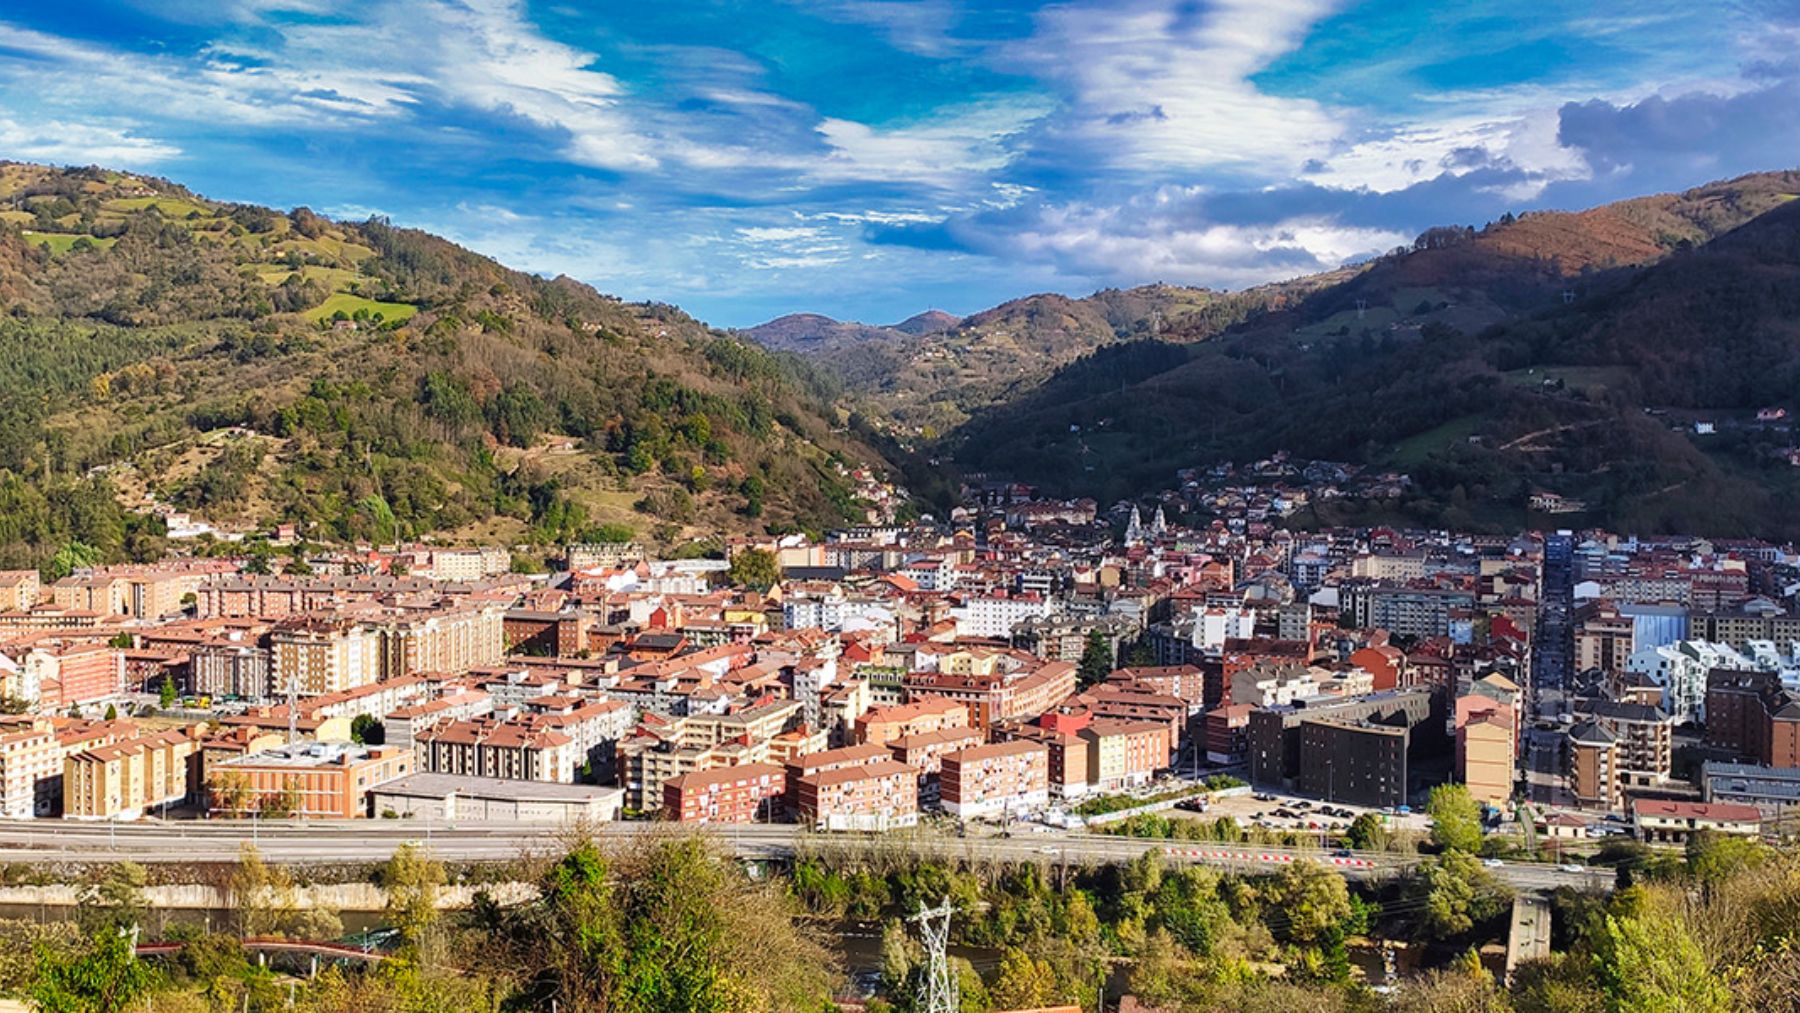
[0,571,40,611]
[616,700,814,810]
[270,617,384,696]
[418,719,579,783]
[1458,709,1515,804]
[270,605,505,696]
[63,728,199,820]
[796,758,920,831]
[383,604,505,675]
[0,718,60,818]
[1081,719,1170,792]
[1574,602,1635,675]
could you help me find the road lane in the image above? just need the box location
[0,820,1612,893]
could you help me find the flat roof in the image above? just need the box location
[369,773,624,803]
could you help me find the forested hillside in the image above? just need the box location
[0,163,890,570]
[950,170,1800,537]
[758,278,1345,440]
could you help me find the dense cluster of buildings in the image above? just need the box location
[4,480,1799,851]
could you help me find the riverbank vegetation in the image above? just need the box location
[7,830,1799,1011]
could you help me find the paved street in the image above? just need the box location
[1527,533,1575,806]
[0,819,1611,895]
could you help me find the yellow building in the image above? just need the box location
[271,605,505,698]
[271,617,384,696]
[1459,711,1515,804]
[0,571,40,611]
[63,729,199,820]
[0,718,60,818]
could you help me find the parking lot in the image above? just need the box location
[1181,791,1434,837]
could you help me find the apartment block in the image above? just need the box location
[0,718,59,818]
[940,740,1049,818]
[1456,701,1515,805]
[887,725,985,781]
[856,697,969,748]
[190,639,274,701]
[1080,719,1170,792]
[0,571,39,611]
[23,644,125,709]
[996,721,1091,799]
[270,618,384,696]
[1586,698,1673,788]
[1568,720,1622,811]
[418,719,579,783]
[795,758,920,831]
[663,762,786,824]
[1248,687,1443,791]
[63,729,199,819]
[1296,719,1410,808]
[615,699,811,810]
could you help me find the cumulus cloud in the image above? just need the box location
[871,185,1410,289]
[0,117,180,165]
[1556,74,1800,190]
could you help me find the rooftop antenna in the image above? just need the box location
[909,899,958,1013]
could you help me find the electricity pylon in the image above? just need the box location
[909,898,957,1013]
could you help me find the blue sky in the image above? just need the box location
[0,1,1797,327]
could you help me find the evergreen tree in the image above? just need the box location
[1078,629,1114,686]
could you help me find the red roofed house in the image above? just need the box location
[1630,798,1761,844]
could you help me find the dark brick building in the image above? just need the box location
[1248,686,1444,801]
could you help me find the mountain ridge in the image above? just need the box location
[0,161,894,569]
[949,169,1800,537]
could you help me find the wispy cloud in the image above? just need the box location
[1003,0,1344,173]
[0,0,1789,325]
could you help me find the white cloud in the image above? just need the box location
[811,96,1049,187]
[0,117,180,165]
[912,185,1409,290]
[737,226,830,243]
[1006,0,1344,173]
[1305,107,1588,196]
[817,0,971,58]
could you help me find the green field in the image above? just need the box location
[21,231,118,254]
[277,234,377,262]
[255,265,360,288]
[1387,412,1488,467]
[304,292,417,323]
[104,196,211,218]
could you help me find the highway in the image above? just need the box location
[0,819,1613,895]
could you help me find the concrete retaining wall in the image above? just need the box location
[0,880,536,912]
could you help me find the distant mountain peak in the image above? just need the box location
[892,309,960,335]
